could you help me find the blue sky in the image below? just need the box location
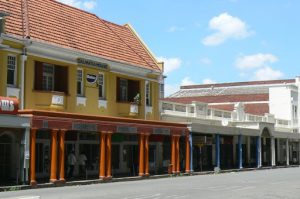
[58,0,300,96]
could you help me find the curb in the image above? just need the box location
[1,165,299,192]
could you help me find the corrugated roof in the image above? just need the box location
[1,0,160,71]
[181,79,295,89]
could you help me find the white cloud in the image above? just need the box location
[200,57,212,65]
[235,53,278,70]
[167,26,185,33]
[157,57,182,74]
[180,77,195,86]
[202,13,253,46]
[164,77,196,97]
[164,84,180,97]
[57,0,96,10]
[83,1,96,10]
[202,78,217,84]
[254,66,284,80]
[235,53,284,80]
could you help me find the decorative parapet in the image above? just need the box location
[160,100,294,130]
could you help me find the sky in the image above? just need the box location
[57,0,300,96]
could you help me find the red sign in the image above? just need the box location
[0,97,19,115]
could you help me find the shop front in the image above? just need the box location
[18,109,189,186]
[0,97,30,186]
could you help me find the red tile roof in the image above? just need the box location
[208,103,269,116]
[163,94,269,104]
[1,0,160,71]
[181,79,295,89]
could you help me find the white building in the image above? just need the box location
[161,77,300,171]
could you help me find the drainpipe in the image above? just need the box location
[20,47,28,110]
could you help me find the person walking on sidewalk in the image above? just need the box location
[68,150,76,179]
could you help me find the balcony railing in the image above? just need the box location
[161,101,296,130]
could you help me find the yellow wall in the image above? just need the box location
[0,38,161,120]
[22,55,160,120]
[0,49,21,98]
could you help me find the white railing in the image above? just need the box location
[161,101,295,129]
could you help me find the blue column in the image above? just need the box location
[238,135,243,169]
[215,134,220,169]
[256,136,261,168]
[189,132,193,172]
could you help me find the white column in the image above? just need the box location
[298,140,300,165]
[247,136,251,166]
[21,128,30,183]
[271,137,276,166]
[20,54,28,110]
[286,139,289,166]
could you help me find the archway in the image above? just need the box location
[261,128,271,166]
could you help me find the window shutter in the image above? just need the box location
[117,77,120,101]
[34,61,43,90]
[54,66,68,93]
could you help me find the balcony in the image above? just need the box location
[161,101,295,130]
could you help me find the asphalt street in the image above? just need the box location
[1,167,300,199]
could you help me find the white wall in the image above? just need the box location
[269,87,292,120]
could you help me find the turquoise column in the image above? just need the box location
[238,135,243,169]
[215,134,220,169]
[256,136,261,168]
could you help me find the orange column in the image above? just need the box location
[99,132,106,179]
[50,129,58,183]
[171,135,176,174]
[144,134,149,176]
[138,134,145,176]
[30,128,37,186]
[59,129,66,182]
[106,133,112,178]
[185,134,190,173]
[176,136,180,174]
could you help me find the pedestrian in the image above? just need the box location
[68,150,76,179]
[79,151,87,178]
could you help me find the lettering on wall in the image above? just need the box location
[153,128,170,135]
[72,123,98,132]
[78,58,109,70]
[0,97,18,115]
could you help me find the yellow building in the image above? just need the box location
[0,0,190,186]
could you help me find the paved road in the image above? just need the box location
[1,167,300,199]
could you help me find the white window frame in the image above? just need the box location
[160,83,164,99]
[77,68,84,96]
[146,81,152,106]
[98,72,105,99]
[7,55,17,86]
[42,63,54,91]
[120,78,128,101]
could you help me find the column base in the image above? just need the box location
[144,173,150,177]
[139,173,144,177]
[99,176,106,180]
[50,179,57,183]
[59,178,66,183]
[30,180,37,186]
[100,176,112,181]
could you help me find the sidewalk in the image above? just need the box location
[1,165,299,192]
